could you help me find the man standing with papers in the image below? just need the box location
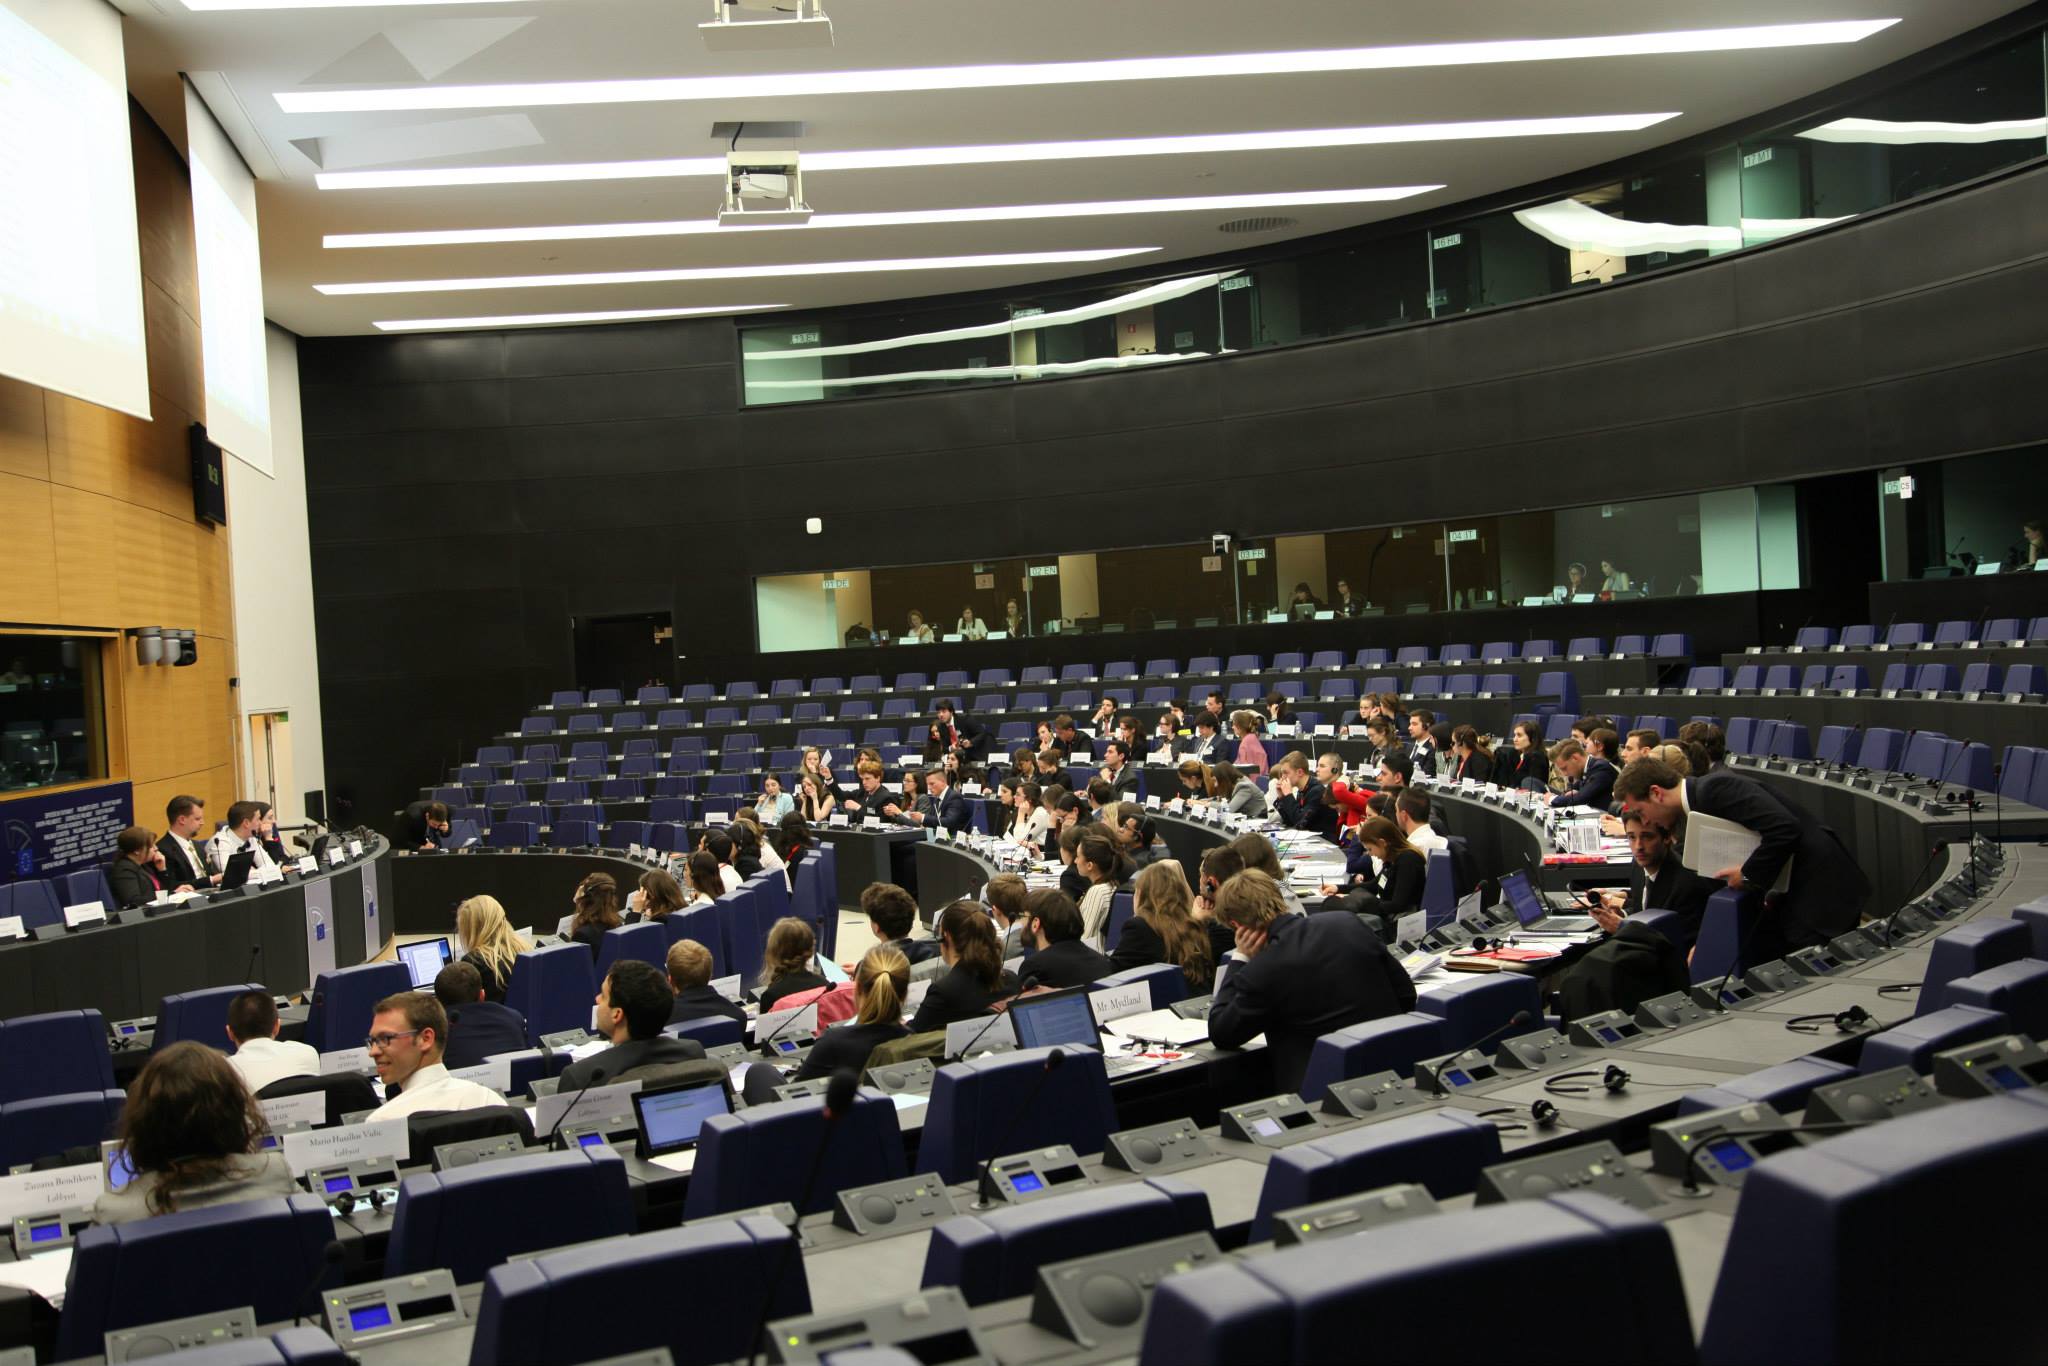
[1614,759,1867,960]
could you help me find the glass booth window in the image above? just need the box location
[0,635,109,794]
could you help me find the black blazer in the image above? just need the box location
[1106,765,1140,799]
[881,936,942,966]
[952,718,991,765]
[1275,778,1340,843]
[908,963,1009,1034]
[461,951,513,1004]
[909,789,970,835]
[1497,746,1549,790]
[669,985,747,1028]
[400,800,445,848]
[1338,848,1426,920]
[1208,912,1417,1093]
[443,1000,530,1071]
[106,858,162,910]
[1021,938,1116,990]
[758,971,830,1013]
[1107,914,1206,992]
[1627,857,1720,942]
[558,1034,708,1091]
[1552,756,1617,810]
[1686,772,1869,944]
[156,834,212,887]
[794,1021,910,1081]
[1455,750,1495,785]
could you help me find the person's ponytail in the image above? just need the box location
[856,946,911,1026]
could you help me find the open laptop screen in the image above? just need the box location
[398,938,452,988]
[633,1081,732,1156]
[1497,871,1547,927]
[1007,988,1101,1051]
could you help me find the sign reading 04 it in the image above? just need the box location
[1,780,133,883]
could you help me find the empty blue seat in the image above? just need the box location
[1613,634,1649,655]
[1839,623,1878,649]
[1982,618,2023,647]
[1476,640,1514,662]
[1317,678,1356,701]
[917,1047,1117,1183]
[923,1176,1211,1306]
[1438,644,1475,666]
[1479,673,1518,696]
[1879,661,1912,692]
[637,685,671,705]
[566,714,601,735]
[1700,1094,2048,1365]
[662,904,725,978]
[1226,654,1262,674]
[1394,646,1429,667]
[4,879,62,933]
[506,944,599,1044]
[1143,1194,1692,1366]
[684,1089,905,1219]
[1676,1056,1857,1116]
[1917,920,2031,1015]
[1298,1013,1447,1101]
[1253,1109,1503,1236]
[1725,717,1758,755]
[1685,666,1726,691]
[606,819,652,850]
[1925,958,2048,1036]
[470,1215,808,1366]
[1860,1004,2011,1075]
[2007,663,2046,694]
[0,1009,116,1102]
[717,889,765,988]
[154,984,264,1053]
[1793,626,1837,649]
[1411,673,1444,696]
[490,821,537,849]
[727,681,762,700]
[0,1088,123,1167]
[387,1148,635,1284]
[1760,664,1795,691]
[303,961,411,1055]
[520,717,557,736]
[896,672,930,691]
[595,922,669,978]
[1730,665,1762,691]
[520,743,557,763]
[477,745,514,766]
[1885,621,1926,647]
[1855,726,1905,771]
[1534,671,1579,713]
[1444,673,1480,696]
[1354,648,1391,669]
[1565,636,1605,657]
[587,688,623,707]
[58,1196,339,1360]
[1416,974,1540,1052]
[1522,639,1558,660]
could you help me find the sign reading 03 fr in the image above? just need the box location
[1,780,133,883]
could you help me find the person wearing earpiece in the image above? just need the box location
[1591,809,1718,942]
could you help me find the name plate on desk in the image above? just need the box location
[260,1090,330,1131]
[532,1080,642,1137]
[0,916,24,941]
[282,1120,407,1178]
[326,848,346,866]
[294,856,316,875]
[710,974,744,1002]
[319,1047,376,1076]
[828,814,847,827]
[1089,984,1151,1025]
[0,1164,103,1222]
[448,1058,512,1092]
[753,1002,819,1044]
[946,1013,1015,1058]
[62,903,106,929]
[348,840,363,858]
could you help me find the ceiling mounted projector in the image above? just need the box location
[701,0,833,51]
[721,150,812,226]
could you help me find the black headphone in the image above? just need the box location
[1786,1004,1889,1034]
[1475,1099,1562,1133]
[1464,935,1504,953]
[1545,1064,1632,1096]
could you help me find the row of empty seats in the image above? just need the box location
[1788,617,2048,650]
[1682,661,2044,695]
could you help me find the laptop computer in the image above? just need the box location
[218,849,258,891]
[1006,988,1151,1077]
[1498,870,1601,935]
[632,1078,734,1173]
[397,938,453,989]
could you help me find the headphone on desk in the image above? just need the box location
[1545,1064,1633,1096]
[1475,1098,1562,1133]
[1786,1004,1892,1035]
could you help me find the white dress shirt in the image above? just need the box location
[718,864,744,894]
[208,829,279,879]
[1407,824,1450,857]
[227,1036,320,1095]
[368,1062,502,1119]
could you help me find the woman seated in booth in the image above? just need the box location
[796,771,835,824]
[789,947,911,1082]
[1212,760,1268,817]
[1495,720,1551,792]
[631,869,686,924]
[1009,782,1050,850]
[1109,861,1215,992]
[908,902,1014,1033]
[1228,712,1268,777]
[1449,725,1494,785]
[1320,817,1427,939]
[1002,599,1029,636]
[904,610,936,644]
[678,850,727,909]
[756,917,829,1013]
[93,1043,297,1225]
[755,775,795,822]
[456,894,527,1001]
[1173,759,1212,803]
[567,872,626,950]
[956,606,989,641]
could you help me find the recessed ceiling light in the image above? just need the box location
[315,115,1676,191]
[275,21,1899,113]
[318,246,1158,295]
[323,186,1442,249]
[373,304,786,331]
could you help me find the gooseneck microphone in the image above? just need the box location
[750,1069,859,1366]
[291,1240,347,1326]
[974,1047,1066,1209]
[953,971,1039,1060]
[1423,1009,1531,1094]
[539,1066,608,1149]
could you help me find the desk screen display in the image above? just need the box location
[1008,1172,1044,1193]
[398,937,452,987]
[28,1221,59,1244]
[1989,1064,2030,1091]
[1704,1138,1754,1172]
[1498,872,1545,927]
[635,1081,731,1153]
[1009,990,1099,1050]
[348,1305,393,1331]
[324,1175,354,1193]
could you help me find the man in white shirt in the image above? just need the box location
[207,801,279,882]
[224,991,318,1094]
[1396,789,1449,857]
[366,993,503,1119]
[157,794,219,888]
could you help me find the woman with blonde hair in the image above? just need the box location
[791,946,910,1081]
[456,894,526,1002]
[1110,862,1215,991]
[756,916,827,1012]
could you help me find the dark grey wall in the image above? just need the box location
[302,162,2048,829]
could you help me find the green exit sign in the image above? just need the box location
[1236,547,1267,562]
[822,577,850,589]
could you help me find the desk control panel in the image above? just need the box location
[1785,946,1846,977]
[1691,979,1762,1012]
[104,1308,258,1364]
[768,1286,990,1365]
[984,1144,1094,1203]
[1567,1010,1650,1050]
[432,1133,527,1171]
[1495,1029,1591,1071]
[1170,996,1212,1021]
[1103,1119,1216,1175]
[833,1174,961,1237]
[1272,1184,1441,1245]
[1932,1035,2048,1098]
[1827,928,1886,962]
[1476,1140,1665,1212]
[1636,992,1711,1030]
[1648,1103,1797,1188]
[1029,1231,1223,1351]
[1219,1094,1323,1147]
[1321,1070,1436,1121]
[10,1206,91,1257]
[1804,1067,1946,1126]
[1415,1050,1502,1095]
[1743,959,1809,994]
[323,1269,466,1352]
[866,1058,937,1098]
[107,1017,155,1050]
[306,1158,402,1215]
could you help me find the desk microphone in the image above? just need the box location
[245,945,262,988]
[1672,1119,1873,1197]
[749,1070,858,1365]
[291,1240,346,1326]
[1421,1010,1531,1094]
[973,1047,1065,1210]
[953,970,1040,1060]
[539,1068,607,1149]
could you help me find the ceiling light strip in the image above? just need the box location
[319,246,1157,296]
[315,114,1674,191]
[324,186,1442,249]
[275,21,1899,114]
[373,304,786,331]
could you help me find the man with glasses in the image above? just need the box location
[365,993,502,1119]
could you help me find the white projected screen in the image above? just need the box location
[0,0,150,420]
[185,85,272,473]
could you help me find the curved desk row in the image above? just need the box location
[0,838,392,1024]
[1591,688,2048,772]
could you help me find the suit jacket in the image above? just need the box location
[1208,912,1417,1093]
[1552,756,1617,810]
[1105,765,1140,799]
[443,1000,530,1071]
[1455,750,1495,785]
[557,1034,707,1091]
[909,788,970,835]
[401,800,446,849]
[669,985,747,1028]
[1626,857,1720,942]
[882,935,942,966]
[1497,747,1549,791]
[794,1021,910,1082]
[1685,771,1869,943]
[156,833,213,887]
[1274,778,1340,843]
[1022,938,1116,990]
[107,858,162,909]
[951,718,991,764]
[908,963,1010,1034]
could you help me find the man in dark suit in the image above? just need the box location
[861,883,941,964]
[434,962,530,1070]
[1208,869,1417,1093]
[557,960,707,1090]
[934,701,990,767]
[666,939,746,1028]
[1614,758,1869,958]
[1592,810,1718,943]
[108,826,183,908]
[906,769,969,836]
[1101,740,1141,801]
[1017,890,1115,988]
[400,800,450,850]
[157,794,218,888]
[1550,738,1618,811]
[841,761,904,823]
[1271,752,1340,842]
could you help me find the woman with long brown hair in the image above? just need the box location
[567,872,623,950]
[1450,724,1494,785]
[1111,862,1215,991]
[634,868,686,922]
[1075,829,1133,949]
[680,851,725,907]
[756,916,827,1012]
[909,901,1012,1033]
[1330,816,1426,934]
[93,1043,296,1224]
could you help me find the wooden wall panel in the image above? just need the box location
[0,100,240,841]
